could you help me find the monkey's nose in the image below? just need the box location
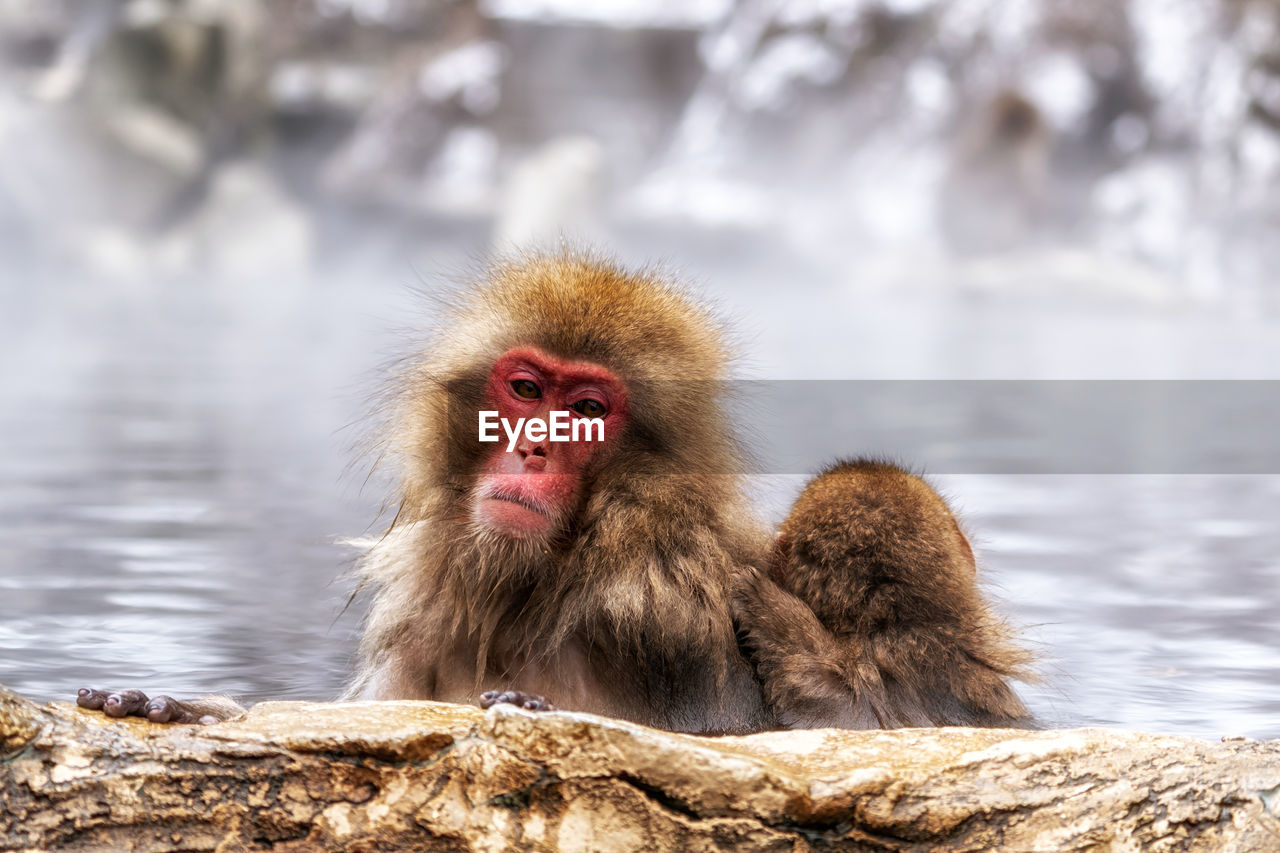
[517,444,548,471]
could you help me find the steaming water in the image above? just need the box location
[2,257,1278,740]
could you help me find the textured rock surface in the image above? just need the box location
[2,683,1279,851]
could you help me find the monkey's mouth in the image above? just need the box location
[474,482,556,537]
[486,491,546,515]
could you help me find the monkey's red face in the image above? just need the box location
[473,347,628,539]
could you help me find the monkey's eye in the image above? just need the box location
[510,379,541,400]
[570,398,607,418]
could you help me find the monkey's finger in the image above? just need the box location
[103,689,151,718]
[479,690,554,712]
[491,690,523,708]
[76,687,111,710]
[146,695,199,724]
[504,691,553,711]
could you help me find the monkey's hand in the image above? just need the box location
[731,572,888,729]
[479,690,555,712]
[75,687,244,724]
[731,570,839,663]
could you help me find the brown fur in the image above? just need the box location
[734,459,1035,729]
[346,251,773,734]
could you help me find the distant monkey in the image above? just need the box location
[940,90,1050,254]
[734,459,1034,729]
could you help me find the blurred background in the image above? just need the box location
[1,0,1278,738]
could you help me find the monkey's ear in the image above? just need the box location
[769,533,792,586]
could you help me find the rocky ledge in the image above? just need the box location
[1,684,1278,851]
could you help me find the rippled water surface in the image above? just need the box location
[2,265,1278,739]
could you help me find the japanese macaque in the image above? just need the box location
[733,459,1034,729]
[77,253,1032,733]
[339,252,770,733]
[939,90,1050,255]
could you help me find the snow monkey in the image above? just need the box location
[77,254,1031,732]
[734,459,1034,729]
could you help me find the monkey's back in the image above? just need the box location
[771,459,1034,728]
[778,460,980,635]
